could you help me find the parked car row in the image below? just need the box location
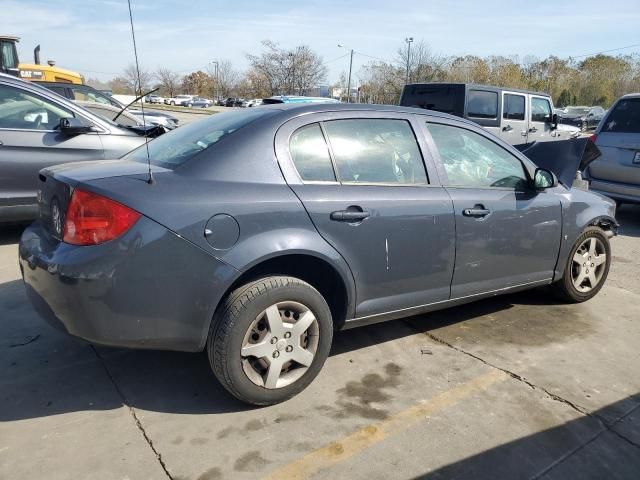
[38,82,179,130]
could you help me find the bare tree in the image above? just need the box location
[154,67,182,97]
[246,40,327,96]
[396,40,446,84]
[206,60,239,98]
[122,64,152,95]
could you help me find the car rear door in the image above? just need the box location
[0,82,105,211]
[499,91,529,146]
[590,97,640,190]
[275,111,455,319]
[422,119,561,298]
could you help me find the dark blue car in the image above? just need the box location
[19,104,617,405]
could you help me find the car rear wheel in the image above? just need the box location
[552,227,611,303]
[207,276,333,405]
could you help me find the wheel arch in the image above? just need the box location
[199,250,356,350]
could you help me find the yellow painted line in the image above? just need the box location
[263,369,506,480]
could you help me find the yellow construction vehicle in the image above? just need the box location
[1,35,83,84]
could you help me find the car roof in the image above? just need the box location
[258,101,478,126]
[619,93,640,99]
[405,82,550,97]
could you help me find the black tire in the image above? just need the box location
[207,276,333,406]
[552,226,611,303]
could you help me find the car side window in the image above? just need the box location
[467,90,498,119]
[503,94,525,120]
[322,119,428,185]
[531,97,552,123]
[426,123,528,190]
[289,123,336,182]
[0,83,73,130]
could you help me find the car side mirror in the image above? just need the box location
[59,117,95,134]
[534,168,558,190]
[550,113,558,130]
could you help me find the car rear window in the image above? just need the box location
[126,108,277,169]
[601,98,640,133]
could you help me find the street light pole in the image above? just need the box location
[211,60,219,101]
[405,37,413,84]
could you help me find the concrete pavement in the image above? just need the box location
[1,204,639,479]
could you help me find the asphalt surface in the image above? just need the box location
[1,203,639,480]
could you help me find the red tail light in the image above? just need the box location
[589,134,597,143]
[63,189,140,245]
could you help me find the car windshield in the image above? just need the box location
[126,108,277,169]
[601,98,640,133]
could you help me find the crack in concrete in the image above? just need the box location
[90,346,174,480]
[409,326,640,476]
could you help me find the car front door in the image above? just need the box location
[423,120,562,298]
[499,91,529,146]
[529,95,555,143]
[0,82,105,213]
[276,112,456,318]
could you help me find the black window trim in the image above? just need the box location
[289,117,431,187]
[423,120,533,192]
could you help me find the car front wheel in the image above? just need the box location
[553,227,611,302]
[208,276,333,405]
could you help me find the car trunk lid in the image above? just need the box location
[591,132,640,185]
[37,160,170,240]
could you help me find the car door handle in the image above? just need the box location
[529,126,538,133]
[330,209,370,222]
[502,125,513,132]
[462,207,491,217]
[521,131,528,136]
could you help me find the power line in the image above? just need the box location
[569,43,640,59]
[323,53,350,65]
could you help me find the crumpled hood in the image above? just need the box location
[522,138,601,187]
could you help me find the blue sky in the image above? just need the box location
[3,0,640,84]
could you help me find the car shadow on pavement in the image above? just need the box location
[616,203,640,238]
[0,224,26,246]
[414,394,640,480]
[2,276,570,422]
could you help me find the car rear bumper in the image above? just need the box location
[589,178,640,204]
[19,218,238,351]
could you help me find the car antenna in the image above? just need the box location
[127,0,153,184]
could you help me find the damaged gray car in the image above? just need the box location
[20,103,617,405]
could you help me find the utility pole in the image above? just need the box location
[346,49,353,103]
[338,44,355,103]
[405,37,413,84]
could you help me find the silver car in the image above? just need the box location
[0,73,148,222]
[587,93,640,204]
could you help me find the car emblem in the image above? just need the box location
[51,200,62,237]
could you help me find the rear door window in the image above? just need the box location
[322,119,427,185]
[467,90,498,119]
[601,98,640,133]
[503,94,525,120]
[289,123,336,182]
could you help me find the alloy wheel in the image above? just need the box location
[571,237,607,292]
[240,301,319,389]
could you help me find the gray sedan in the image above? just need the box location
[19,103,617,406]
[0,74,148,222]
